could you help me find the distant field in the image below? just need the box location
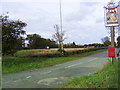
[14,48,86,57]
[50,48,86,51]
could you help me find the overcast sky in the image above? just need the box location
[1,0,120,45]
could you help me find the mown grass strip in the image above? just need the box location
[61,60,118,88]
[3,49,106,74]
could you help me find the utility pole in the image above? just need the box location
[59,0,64,55]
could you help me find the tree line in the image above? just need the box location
[1,14,58,55]
[1,14,120,55]
[26,34,57,49]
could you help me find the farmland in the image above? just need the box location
[48,48,86,51]
[2,48,106,73]
[14,48,86,57]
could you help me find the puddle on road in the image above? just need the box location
[37,77,69,87]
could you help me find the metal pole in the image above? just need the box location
[60,0,63,33]
[59,0,64,55]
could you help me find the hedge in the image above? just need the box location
[23,48,106,58]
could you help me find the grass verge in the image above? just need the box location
[61,60,118,88]
[3,49,106,74]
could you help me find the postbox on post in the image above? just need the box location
[108,46,115,57]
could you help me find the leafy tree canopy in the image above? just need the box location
[1,14,27,55]
[104,40,111,46]
[117,36,120,47]
[26,34,57,49]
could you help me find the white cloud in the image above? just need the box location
[2,0,120,44]
[2,0,119,3]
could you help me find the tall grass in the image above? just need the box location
[61,61,118,88]
[2,49,107,73]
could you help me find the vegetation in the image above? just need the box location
[61,60,118,88]
[101,36,111,46]
[13,48,105,58]
[101,36,110,43]
[26,34,57,49]
[64,43,104,48]
[1,14,27,55]
[1,14,57,55]
[14,49,59,57]
[1,14,105,55]
[2,49,106,73]
[53,24,66,53]
[117,36,120,48]
[104,40,111,46]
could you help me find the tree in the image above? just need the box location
[72,42,76,46]
[52,24,66,51]
[26,34,57,49]
[117,36,120,47]
[104,40,111,46]
[26,34,45,49]
[45,39,57,48]
[101,36,110,44]
[1,14,27,55]
[26,34,41,48]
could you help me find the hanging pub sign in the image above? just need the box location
[105,7,119,26]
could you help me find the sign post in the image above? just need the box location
[104,0,119,63]
[111,26,115,47]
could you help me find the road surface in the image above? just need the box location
[2,51,108,88]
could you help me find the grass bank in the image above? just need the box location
[3,49,106,74]
[61,60,118,88]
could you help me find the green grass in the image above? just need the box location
[61,60,118,88]
[2,49,106,74]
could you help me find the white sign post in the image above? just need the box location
[104,1,119,63]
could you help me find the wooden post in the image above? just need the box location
[111,26,115,64]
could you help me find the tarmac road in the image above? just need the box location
[2,51,108,88]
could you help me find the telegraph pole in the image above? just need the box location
[59,0,64,55]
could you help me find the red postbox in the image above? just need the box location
[108,46,115,57]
